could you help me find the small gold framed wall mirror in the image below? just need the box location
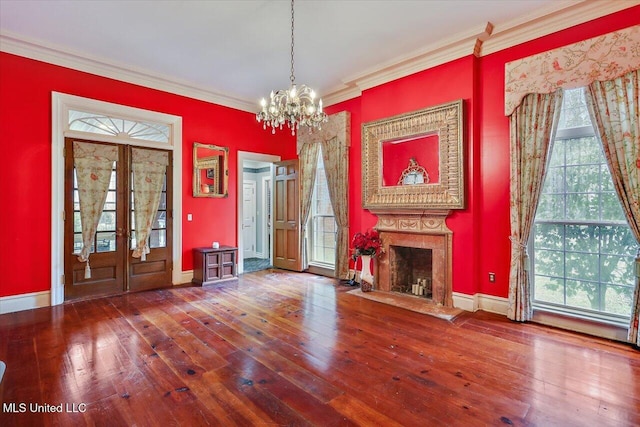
[193,142,229,198]
[362,99,465,210]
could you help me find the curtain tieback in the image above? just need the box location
[510,236,530,271]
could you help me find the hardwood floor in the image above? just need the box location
[1,269,639,426]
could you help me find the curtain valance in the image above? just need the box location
[297,111,351,153]
[505,25,640,116]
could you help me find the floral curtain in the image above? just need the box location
[298,141,320,269]
[131,148,168,261]
[322,136,350,280]
[298,112,351,278]
[73,141,119,278]
[508,91,563,321]
[584,69,640,345]
[322,137,349,277]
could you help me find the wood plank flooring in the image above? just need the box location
[1,269,639,426]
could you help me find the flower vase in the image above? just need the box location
[360,254,374,292]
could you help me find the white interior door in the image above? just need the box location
[243,180,257,258]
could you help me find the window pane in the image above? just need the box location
[73,211,82,233]
[565,225,599,253]
[534,223,564,250]
[73,233,83,254]
[558,88,591,128]
[536,194,564,220]
[69,109,170,143]
[104,190,116,211]
[601,192,625,221]
[566,165,600,193]
[604,285,635,316]
[565,279,598,311]
[534,249,564,277]
[542,166,564,194]
[600,225,636,256]
[566,252,598,281]
[548,140,565,167]
[153,211,167,229]
[600,165,615,191]
[96,232,115,252]
[566,193,599,221]
[97,211,116,232]
[150,229,166,248]
[601,255,635,287]
[158,192,167,210]
[534,276,564,304]
[565,137,601,165]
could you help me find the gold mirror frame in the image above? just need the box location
[193,142,229,198]
[362,100,464,210]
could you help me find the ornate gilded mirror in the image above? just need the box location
[193,142,229,198]
[362,99,464,210]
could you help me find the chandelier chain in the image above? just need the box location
[290,0,295,84]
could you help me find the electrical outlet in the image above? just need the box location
[488,272,496,283]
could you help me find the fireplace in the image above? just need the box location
[374,211,453,307]
[389,246,433,298]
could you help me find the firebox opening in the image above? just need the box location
[390,246,433,299]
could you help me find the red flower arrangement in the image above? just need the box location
[351,229,383,259]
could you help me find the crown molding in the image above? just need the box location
[481,0,640,55]
[321,22,493,106]
[0,31,256,113]
[323,1,638,106]
[345,22,493,93]
[2,0,638,111]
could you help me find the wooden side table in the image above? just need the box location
[192,246,238,286]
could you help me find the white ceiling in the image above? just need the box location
[0,0,628,112]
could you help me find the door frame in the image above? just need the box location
[237,151,280,274]
[51,92,183,306]
[261,175,272,259]
[242,179,258,259]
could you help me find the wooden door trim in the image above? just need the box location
[51,93,183,307]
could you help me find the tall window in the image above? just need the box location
[310,148,337,267]
[531,88,636,325]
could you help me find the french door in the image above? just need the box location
[63,138,172,301]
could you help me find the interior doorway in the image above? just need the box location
[237,151,281,274]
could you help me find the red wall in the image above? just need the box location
[476,7,640,298]
[1,6,638,300]
[327,7,639,298]
[0,52,295,298]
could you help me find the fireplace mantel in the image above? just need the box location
[371,210,451,235]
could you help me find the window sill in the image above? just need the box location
[532,308,629,342]
[307,264,335,278]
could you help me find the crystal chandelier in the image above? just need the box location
[256,0,327,135]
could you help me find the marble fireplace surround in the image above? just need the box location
[374,210,453,307]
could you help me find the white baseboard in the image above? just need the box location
[452,292,509,315]
[477,294,509,315]
[0,290,51,314]
[180,270,194,285]
[452,292,478,312]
